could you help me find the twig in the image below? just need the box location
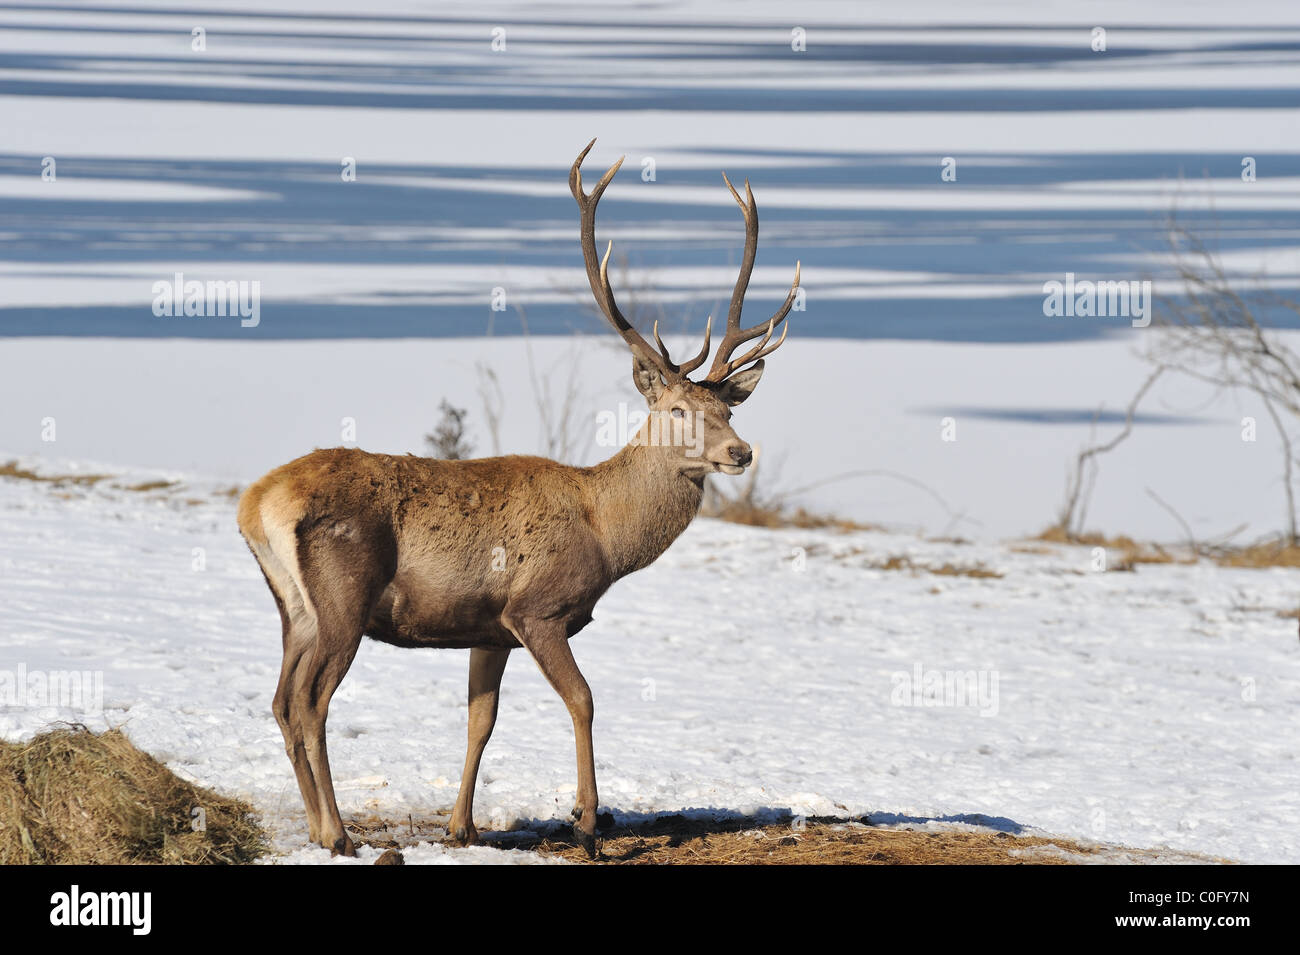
[780,468,981,531]
[1058,367,1164,538]
[1143,487,1198,552]
[1260,394,1297,544]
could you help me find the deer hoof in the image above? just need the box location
[330,834,357,857]
[452,824,479,847]
[573,822,597,859]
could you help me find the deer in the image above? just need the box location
[236,139,800,858]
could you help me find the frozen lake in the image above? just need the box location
[2,0,1299,340]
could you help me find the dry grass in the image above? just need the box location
[0,460,112,487]
[1036,527,1300,570]
[0,726,266,865]
[121,479,180,493]
[1009,543,1056,556]
[704,498,878,532]
[0,463,243,502]
[1034,527,1185,570]
[1214,540,1300,569]
[873,555,1003,579]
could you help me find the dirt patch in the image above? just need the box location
[347,813,1109,864]
[0,726,266,864]
[518,816,1098,864]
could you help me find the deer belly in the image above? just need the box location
[364,579,518,649]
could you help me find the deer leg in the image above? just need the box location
[273,621,323,843]
[257,563,325,845]
[449,648,511,847]
[281,519,395,857]
[505,616,599,858]
[293,625,364,856]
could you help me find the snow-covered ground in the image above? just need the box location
[1,458,1295,864]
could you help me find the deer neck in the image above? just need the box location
[586,440,704,578]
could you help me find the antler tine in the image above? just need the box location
[571,140,680,380]
[655,314,712,377]
[569,138,623,208]
[709,311,791,381]
[705,260,798,381]
[720,172,758,330]
[705,166,799,381]
[652,319,673,365]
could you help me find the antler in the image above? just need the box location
[570,139,797,386]
[704,172,800,383]
[571,139,711,381]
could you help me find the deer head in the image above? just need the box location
[570,139,800,477]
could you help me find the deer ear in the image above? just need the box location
[632,356,666,404]
[714,360,765,405]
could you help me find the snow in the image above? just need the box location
[0,458,1295,864]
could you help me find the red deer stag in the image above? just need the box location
[237,139,799,857]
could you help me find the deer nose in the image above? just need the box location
[728,444,753,467]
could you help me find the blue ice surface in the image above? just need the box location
[3,12,1299,342]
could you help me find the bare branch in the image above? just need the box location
[1055,367,1164,539]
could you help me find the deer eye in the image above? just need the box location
[671,407,686,418]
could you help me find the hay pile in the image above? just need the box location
[0,726,266,864]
